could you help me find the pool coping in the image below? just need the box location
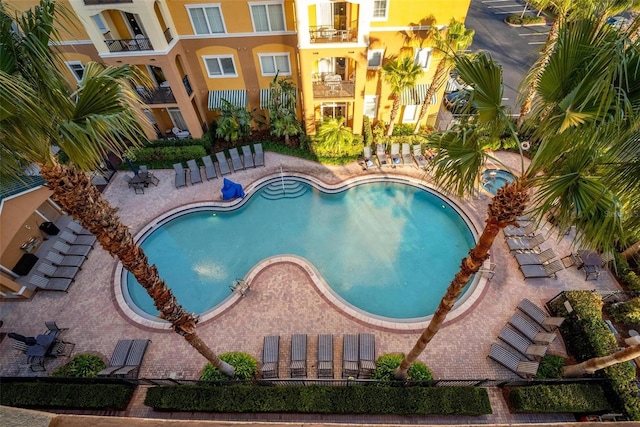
[113,173,491,332]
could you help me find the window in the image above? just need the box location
[367,50,384,68]
[258,53,291,75]
[414,48,432,69]
[250,2,285,32]
[66,61,85,81]
[92,14,108,34]
[372,0,388,20]
[203,56,237,78]
[188,5,225,35]
[363,96,378,118]
[402,105,419,123]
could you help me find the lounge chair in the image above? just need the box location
[520,259,564,279]
[390,143,401,166]
[28,273,72,292]
[402,143,414,167]
[515,248,557,266]
[123,174,144,194]
[498,327,547,360]
[503,222,537,238]
[187,159,203,185]
[517,298,565,331]
[363,146,376,169]
[59,230,96,246]
[139,165,159,186]
[242,145,255,168]
[53,240,91,258]
[173,163,187,188]
[36,262,80,280]
[506,234,546,252]
[342,334,359,378]
[376,144,389,167]
[215,151,232,176]
[358,333,376,378]
[289,333,307,378]
[488,343,539,378]
[260,335,280,379]
[66,221,91,236]
[201,155,217,180]
[508,313,557,344]
[254,143,265,167]
[317,334,334,378]
[45,251,85,268]
[97,339,133,376]
[229,148,244,171]
[113,339,151,378]
[412,144,428,169]
[12,341,29,353]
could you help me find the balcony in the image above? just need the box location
[136,86,176,104]
[313,80,355,99]
[164,28,174,44]
[310,27,356,44]
[105,37,153,53]
[182,75,193,97]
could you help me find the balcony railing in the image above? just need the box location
[309,27,356,43]
[182,75,193,97]
[313,80,355,99]
[84,0,132,4]
[164,28,173,44]
[136,86,176,104]
[105,37,153,53]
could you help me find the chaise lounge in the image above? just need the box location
[254,143,265,167]
[112,339,151,378]
[517,298,565,331]
[342,334,359,378]
[317,334,334,379]
[515,248,557,266]
[242,145,255,168]
[53,241,91,258]
[97,339,133,376]
[261,335,280,379]
[202,155,218,180]
[289,333,307,378]
[506,234,546,252]
[187,159,203,185]
[59,230,95,247]
[215,151,232,176]
[519,259,564,279]
[358,333,376,379]
[28,273,73,292]
[498,326,547,360]
[173,163,187,188]
[488,343,539,378]
[508,313,557,344]
[229,147,244,172]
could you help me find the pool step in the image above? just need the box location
[262,181,307,200]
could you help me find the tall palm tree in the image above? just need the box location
[395,17,640,379]
[0,0,234,376]
[562,344,640,377]
[413,19,474,134]
[382,56,423,136]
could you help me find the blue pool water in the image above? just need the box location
[126,180,476,320]
[481,169,515,195]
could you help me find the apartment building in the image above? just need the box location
[10,0,471,138]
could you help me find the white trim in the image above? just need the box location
[186,3,227,35]
[65,61,85,82]
[363,95,378,118]
[367,49,384,69]
[248,1,286,33]
[258,52,291,76]
[414,47,433,70]
[202,55,238,78]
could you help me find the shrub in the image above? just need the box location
[372,121,387,143]
[608,297,640,324]
[392,124,415,136]
[509,384,611,413]
[50,354,106,378]
[200,352,258,381]
[534,354,565,379]
[371,353,433,382]
[124,145,207,169]
[1,382,134,410]
[505,15,545,25]
[622,272,640,292]
[363,116,373,146]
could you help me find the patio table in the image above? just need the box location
[26,334,56,357]
[577,250,604,267]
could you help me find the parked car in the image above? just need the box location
[443,90,477,115]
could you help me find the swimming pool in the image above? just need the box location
[481,169,515,195]
[123,178,477,323]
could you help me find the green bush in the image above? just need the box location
[124,145,207,169]
[505,15,545,25]
[200,352,258,381]
[509,384,611,413]
[622,272,640,292]
[145,385,491,415]
[51,354,106,378]
[534,354,565,379]
[608,297,640,324]
[1,382,134,410]
[144,136,212,151]
[392,124,415,136]
[362,116,373,146]
[371,353,433,382]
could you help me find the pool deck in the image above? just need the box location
[0,151,624,425]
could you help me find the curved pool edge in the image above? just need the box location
[114,174,489,332]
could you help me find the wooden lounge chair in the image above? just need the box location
[229,147,244,171]
[254,143,265,167]
[28,273,72,292]
[36,261,80,280]
[202,155,217,180]
[215,151,232,175]
[508,313,556,344]
[342,334,359,378]
[517,298,565,331]
[498,327,547,360]
[402,143,414,167]
[97,339,133,376]
[45,251,85,268]
[358,333,376,378]
[390,143,401,166]
[412,144,428,169]
[506,234,546,252]
[66,221,92,236]
[173,163,187,188]
[515,248,557,266]
[488,343,539,378]
[260,335,280,379]
[242,145,255,168]
[113,339,151,378]
[59,230,96,247]
[289,333,307,378]
[376,144,389,167]
[187,159,203,185]
[520,259,564,279]
[53,240,91,258]
[503,222,537,238]
[317,334,334,378]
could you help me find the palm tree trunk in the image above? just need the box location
[387,96,401,137]
[394,182,529,379]
[414,60,447,134]
[621,240,640,260]
[562,344,640,377]
[39,162,235,377]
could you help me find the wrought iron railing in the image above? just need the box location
[309,27,356,43]
[105,37,153,53]
[164,28,173,44]
[312,80,355,99]
[182,75,193,96]
[136,86,176,104]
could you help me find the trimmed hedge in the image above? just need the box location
[1,382,135,410]
[125,145,207,169]
[144,385,492,415]
[509,384,611,413]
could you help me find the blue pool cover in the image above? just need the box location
[221,177,245,200]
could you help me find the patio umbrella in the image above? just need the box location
[8,332,37,346]
[221,178,245,200]
[125,158,139,175]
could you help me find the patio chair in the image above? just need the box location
[97,339,133,376]
[229,147,244,172]
[412,144,428,169]
[317,334,334,378]
[28,273,72,292]
[44,320,69,337]
[376,144,389,167]
[254,143,265,167]
[139,165,159,186]
[342,334,359,378]
[498,326,547,360]
[260,335,280,379]
[66,220,91,236]
[172,126,190,139]
[187,159,203,185]
[202,155,218,180]
[390,143,401,166]
[123,174,144,194]
[358,333,376,379]
[363,146,376,169]
[506,234,546,252]
[508,313,557,344]
[289,333,307,378]
[173,163,187,188]
[53,241,91,258]
[517,298,565,331]
[242,145,255,168]
[503,222,537,238]
[515,248,557,266]
[402,143,414,167]
[113,339,151,378]
[488,343,539,378]
[12,341,29,353]
[36,261,80,280]
[215,151,232,176]
[51,340,75,357]
[45,251,85,268]
[59,230,96,247]
[520,259,564,279]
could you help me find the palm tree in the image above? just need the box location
[563,344,640,377]
[316,117,355,155]
[395,17,640,379]
[382,56,424,136]
[0,0,234,376]
[413,19,474,134]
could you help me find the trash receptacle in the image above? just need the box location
[39,221,60,236]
